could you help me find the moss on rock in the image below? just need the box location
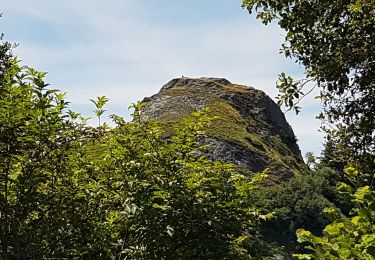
[142,77,306,182]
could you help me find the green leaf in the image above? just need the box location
[323,224,341,236]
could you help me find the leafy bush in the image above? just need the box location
[100,104,273,259]
[250,167,342,252]
[295,165,375,259]
[0,61,273,259]
[0,61,117,258]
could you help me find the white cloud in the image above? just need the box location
[2,0,323,155]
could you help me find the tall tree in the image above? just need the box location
[0,61,116,258]
[0,13,14,82]
[242,0,375,182]
[242,1,375,257]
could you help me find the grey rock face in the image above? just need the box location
[142,77,304,182]
[203,137,268,172]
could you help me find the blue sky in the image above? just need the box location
[1,0,324,156]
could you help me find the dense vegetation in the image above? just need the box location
[243,0,375,258]
[0,59,353,260]
[0,59,279,258]
[242,0,375,179]
[1,0,374,258]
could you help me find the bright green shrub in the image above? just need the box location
[0,62,272,259]
[102,104,273,259]
[295,166,375,259]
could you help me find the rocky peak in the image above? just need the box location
[142,77,305,182]
[161,77,232,91]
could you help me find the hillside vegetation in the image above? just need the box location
[1,0,375,258]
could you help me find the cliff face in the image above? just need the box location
[142,77,305,182]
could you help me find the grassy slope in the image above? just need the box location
[150,85,304,180]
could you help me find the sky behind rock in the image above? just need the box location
[1,0,324,156]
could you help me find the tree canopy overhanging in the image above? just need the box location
[242,0,375,180]
[242,1,375,258]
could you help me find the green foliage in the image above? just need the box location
[242,0,375,182]
[304,152,316,170]
[250,167,338,252]
[90,95,109,127]
[0,61,274,258]
[243,3,375,256]
[275,72,306,115]
[0,62,116,258]
[295,166,375,259]
[103,104,272,259]
[0,15,14,83]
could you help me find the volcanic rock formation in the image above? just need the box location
[142,77,305,182]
